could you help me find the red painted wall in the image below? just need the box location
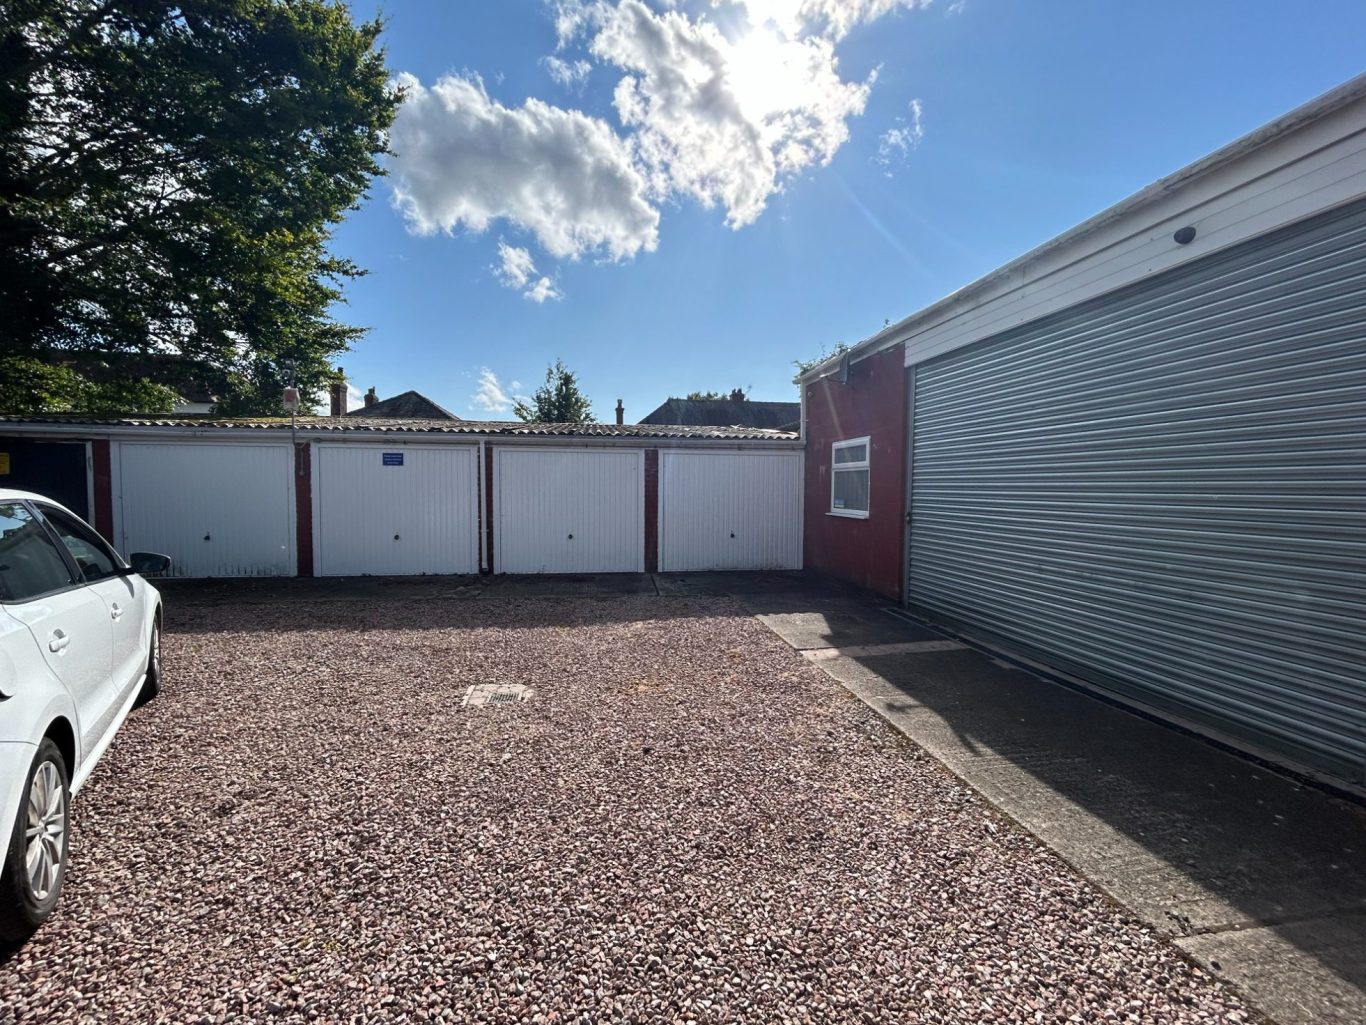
[803,343,907,599]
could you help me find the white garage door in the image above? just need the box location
[117,442,294,577]
[659,451,802,571]
[315,444,479,576]
[496,448,643,573]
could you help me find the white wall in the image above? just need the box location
[899,96,1366,368]
[658,451,802,571]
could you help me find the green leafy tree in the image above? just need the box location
[0,0,399,415]
[684,388,747,401]
[513,359,594,424]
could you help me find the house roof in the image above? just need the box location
[638,398,800,429]
[345,390,459,420]
[0,414,798,442]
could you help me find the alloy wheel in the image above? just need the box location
[24,761,65,902]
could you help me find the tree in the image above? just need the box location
[793,342,850,375]
[684,388,747,401]
[0,0,399,415]
[514,359,594,423]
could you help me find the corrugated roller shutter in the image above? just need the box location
[908,198,1366,785]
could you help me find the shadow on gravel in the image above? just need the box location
[790,606,1366,1021]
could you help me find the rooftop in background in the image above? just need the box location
[639,398,800,430]
[345,389,460,420]
[0,414,797,442]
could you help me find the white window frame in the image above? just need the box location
[829,436,870,519]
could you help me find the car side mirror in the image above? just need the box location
[128,552,172,575]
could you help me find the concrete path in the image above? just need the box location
[744,581,1366,1025]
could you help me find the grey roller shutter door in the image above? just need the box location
[907,198,1366,786]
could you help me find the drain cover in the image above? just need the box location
[463,683,532,707]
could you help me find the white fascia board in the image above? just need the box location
[796,72,1366,381]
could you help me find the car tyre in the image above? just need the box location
[0,738,71,943]
[138,617,162,704]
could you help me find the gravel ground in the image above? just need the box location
[0,596,1249,1024]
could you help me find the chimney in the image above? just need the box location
[329,368,345,417]
[365,386,377,408]
[615,398,625,425]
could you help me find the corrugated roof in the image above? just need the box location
[345,390,460,420]
[0,414,797,441]
[638,398,800,429]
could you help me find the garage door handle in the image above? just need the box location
[394,534,401,541]
[48,630,70,653]
[567,533,574,540]
[203,533,211,542]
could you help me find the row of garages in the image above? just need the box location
[800,74,1366,791]
[0,429,803,578]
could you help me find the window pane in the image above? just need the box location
[833,443,867,465]
[40,506,121,583]
[0,503,76,602]
[832,468,870,512]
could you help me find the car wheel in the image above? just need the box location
[139,618,162,703]
[0,738,71,942]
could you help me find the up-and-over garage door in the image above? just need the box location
[315,444,479,576]
[907,198,1366,785]
[117,442,295,577]
[495,448,643,573]
[658,451,802,571]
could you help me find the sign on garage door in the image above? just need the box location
[659,451,802,571]
[117,442,294,577]
[495,448,643,573]
[315,444,479,576]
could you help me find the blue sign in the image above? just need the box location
[382,452,404,466]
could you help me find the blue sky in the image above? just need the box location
[328,0,1366,420]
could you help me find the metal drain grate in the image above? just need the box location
[463,683,532,707]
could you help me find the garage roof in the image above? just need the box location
[0,414,797,441]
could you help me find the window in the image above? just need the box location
[0,503,77,602]
[831,437,870,518]
[37,505,123,583]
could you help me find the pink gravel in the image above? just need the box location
[0,596,1250,1024]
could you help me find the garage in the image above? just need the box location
[906,197,1366,784]
[658,451,802,571]
[495,447,643,573]
[314,442,479,576]
[116,442,295,577]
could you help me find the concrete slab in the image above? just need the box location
[1180,913,1366,1025]
[757,608,950,649]
[761,604,1366,1025]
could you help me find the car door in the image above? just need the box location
[0,501,115,756]
[35,504,146,707]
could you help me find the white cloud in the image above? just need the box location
[390,1,934,283]
[877,96,923,171]
[524,276,563,303]
[544,55,592,86]
[389,71,659,261]
[591,0,872,227]
[722,1,931,41]
[472,368,529,415]
[495,242,563,302]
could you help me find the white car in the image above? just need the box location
[0,489,168,942]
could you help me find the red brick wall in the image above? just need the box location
[293,442,313,577]
[644,449,659,572]
[803,343,908,599]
